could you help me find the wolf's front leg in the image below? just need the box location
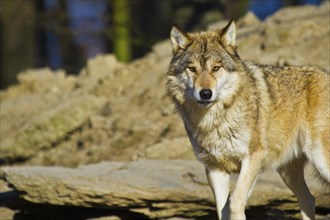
[206,168,230,220]
[229,154,263,220]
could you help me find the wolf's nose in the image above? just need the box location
[200,89,212,100]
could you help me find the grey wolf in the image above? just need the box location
[166,20,330,220]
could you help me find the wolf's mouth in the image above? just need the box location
[197,100,213,108]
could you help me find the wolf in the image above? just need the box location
[166,20,330,220]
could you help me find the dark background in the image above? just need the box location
[0,0,323,89]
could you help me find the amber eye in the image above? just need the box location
[212,66,220,71]
[188,67,196,72]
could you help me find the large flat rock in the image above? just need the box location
[1,160,213,218]
[1,160,328,219]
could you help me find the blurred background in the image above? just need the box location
[0,0,323,89]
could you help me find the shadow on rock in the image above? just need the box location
[1,191,329,220]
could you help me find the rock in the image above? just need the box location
[239,3,330,71]
[0,95,107,162]
[88,217,121,220]
[265,1,329,23]
[237,11,260,27]
[133,137,194,160]
[84,54,120,76]
[1,160,328,219]
[1,160,214,218]
[262,12,329,50]
[151,40,171,59]
[0,68,77,100]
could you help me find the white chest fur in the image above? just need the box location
[182,102,251,170]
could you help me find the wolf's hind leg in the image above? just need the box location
[277,158,315,220]
[308,139,330,184]
[206,168,230,220]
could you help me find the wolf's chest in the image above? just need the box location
[194,122,250,156]
[184,107,251,171]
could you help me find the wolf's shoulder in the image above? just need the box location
[245,62,329,79]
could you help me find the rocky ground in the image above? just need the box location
[0,2,330,220]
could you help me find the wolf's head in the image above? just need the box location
[167,21,245,108]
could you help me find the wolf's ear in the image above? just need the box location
[170,25,191,51]
[221,20,236,47]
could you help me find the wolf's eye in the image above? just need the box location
[212,66,220,71]
[188,67,196,73]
